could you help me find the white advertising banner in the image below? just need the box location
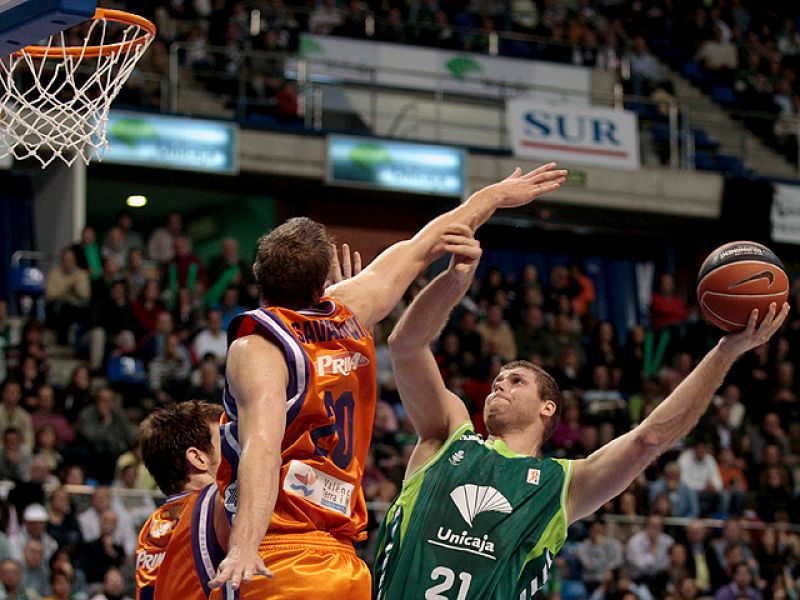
[506,97,641,169]
[296,34,591,105]
[772,184,800,244]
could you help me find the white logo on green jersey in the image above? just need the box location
[449,450,465,466]
[449,484,512,527]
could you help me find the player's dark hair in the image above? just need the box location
[253,217,333,310]
[501,360,563,443]
[139,401,223,496]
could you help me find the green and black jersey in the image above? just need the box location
[374,421,574,600]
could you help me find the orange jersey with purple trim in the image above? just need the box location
[154,484,225,600]
[136,490,195,600]
[216,299,376,541]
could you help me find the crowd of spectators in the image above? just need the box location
[2,208,800,598]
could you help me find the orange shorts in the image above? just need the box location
[209,531,371,600]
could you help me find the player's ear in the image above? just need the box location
[541,400,557,418]
[186,446,210,472]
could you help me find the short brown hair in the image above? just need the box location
[139,401,223,496]
[253,217,332,310]
[501,360,563,443]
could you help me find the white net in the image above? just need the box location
[0,13,155,168]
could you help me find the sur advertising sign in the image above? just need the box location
[506,98,641,169]
[772,184,800,244]
[295,34,591,105]
[101,111,239,174]
[327,135,465,197]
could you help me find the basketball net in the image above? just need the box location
[0,10,156,168]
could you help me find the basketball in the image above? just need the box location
[696,241,789,332]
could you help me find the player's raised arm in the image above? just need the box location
[388,224,482,476]
[329,164,566,329]
[209,335,287,590]
[568,302,790,524]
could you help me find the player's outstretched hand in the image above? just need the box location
[718,302,790,358]
[442,223,482,282]
[209,545,272,591]
[480,162,567,208]
[328,242,362,284]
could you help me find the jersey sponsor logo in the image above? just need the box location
[316,352,370,376]
[223,482,239,514]
[283,460,354,516]
[429,527,497,560]
[526,469,541,485]
[449,450,465,466]
[459,433,485,445]
[450,484,513,526]
[136,550,165,571]
[148,519,173,539]
[289,467,318,497]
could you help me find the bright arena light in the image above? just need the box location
[126,195,148,208]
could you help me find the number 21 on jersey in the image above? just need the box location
[426,567,472,600]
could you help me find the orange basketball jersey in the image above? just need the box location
[136,489,195,600]
[216,299,376,541]
[154,483,226,600]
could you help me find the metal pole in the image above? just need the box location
[668,99,679,169]
[168,42,180,113]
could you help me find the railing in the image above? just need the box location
[143,37,800,178]
[60,484,800,534]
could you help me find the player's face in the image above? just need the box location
[484,367,543,435]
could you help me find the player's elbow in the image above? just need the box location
[632,423,666,455]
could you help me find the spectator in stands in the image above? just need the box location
[30,385,74,449]
[45,487,82,551]
[625,514,674,587]
[568,260,596,317]
[124,247,149,302]
[627,35,664,96]
[678,438,725,516]
[717,384,746,429]
[575,517,624,592]
[9,504,57,563]
[649,462,700,518]
[756,466,796,522]
[49,547,88,599]
[683,520,725,595]
[131,280,165,340]
[43,566,73,600]
[100,228,128,271]
[89,567,130,600]
[163,236,204,302]
[695,27,738,84]
[0,379,33,453]
[515,306,555,364]
[86,279,136,375]
[59,365,91,423]
[45,248,91,346]
[71,227,102,282]
[172,288,202,342]
[716,448,747,515]
[75,389,137,484]
[749,412,790,465]
[205,237,255,308]
[187,359,223,404]
[650,274,688,332]
[213,286,245,331]
[476,303,517,362]
[0,559,38,600]
[147,212,182,264]
[309,0,343,35]
[714,562,763,600]
[81,510,125,585]
[582,364,626,429]
[192,309,227,366]
[76,487,134,559]
[111,454,155,533]
[105,210,143,255]
[19,539,47,598]
[148,332,192,404]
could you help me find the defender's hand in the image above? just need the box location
[209,545,272,591]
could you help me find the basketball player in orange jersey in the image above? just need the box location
[136,401,225,600]
[207,164,568,598]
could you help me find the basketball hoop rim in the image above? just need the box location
[13,8,156,59]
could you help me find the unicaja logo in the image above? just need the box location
[450,484,512,526]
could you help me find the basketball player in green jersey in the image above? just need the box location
[373,224,789,600]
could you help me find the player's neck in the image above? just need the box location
[488,430,542,457]
[184,472,216,491]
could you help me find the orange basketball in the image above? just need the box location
[697,241,789,332]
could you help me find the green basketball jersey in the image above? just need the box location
[374,421,573,600]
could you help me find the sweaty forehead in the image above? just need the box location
[494,367,531,383]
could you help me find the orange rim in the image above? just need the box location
[15,8,156,59]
